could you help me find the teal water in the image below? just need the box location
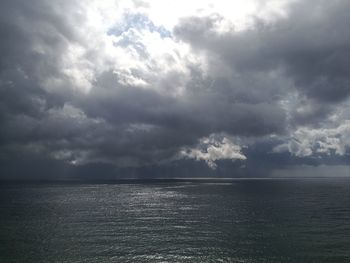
[1,179,350,262]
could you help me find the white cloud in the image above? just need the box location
[180,134,246,169]
[45,0,294,95]
[273,121,350,157]
[134,0,292,31]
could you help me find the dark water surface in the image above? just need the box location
[1,178,350,262]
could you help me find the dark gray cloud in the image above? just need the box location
[175,0,350,103]
[1,0,350,179]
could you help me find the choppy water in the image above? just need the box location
[1,178,350,262]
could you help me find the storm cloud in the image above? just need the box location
[1,0,350,179]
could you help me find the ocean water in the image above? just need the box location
[0,178,350,262]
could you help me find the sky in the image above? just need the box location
[1,0,350,179]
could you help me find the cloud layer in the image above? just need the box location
[1,0,350,178]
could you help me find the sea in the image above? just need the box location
[0,178,350,262]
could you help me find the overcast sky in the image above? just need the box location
[1,0,350,179]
